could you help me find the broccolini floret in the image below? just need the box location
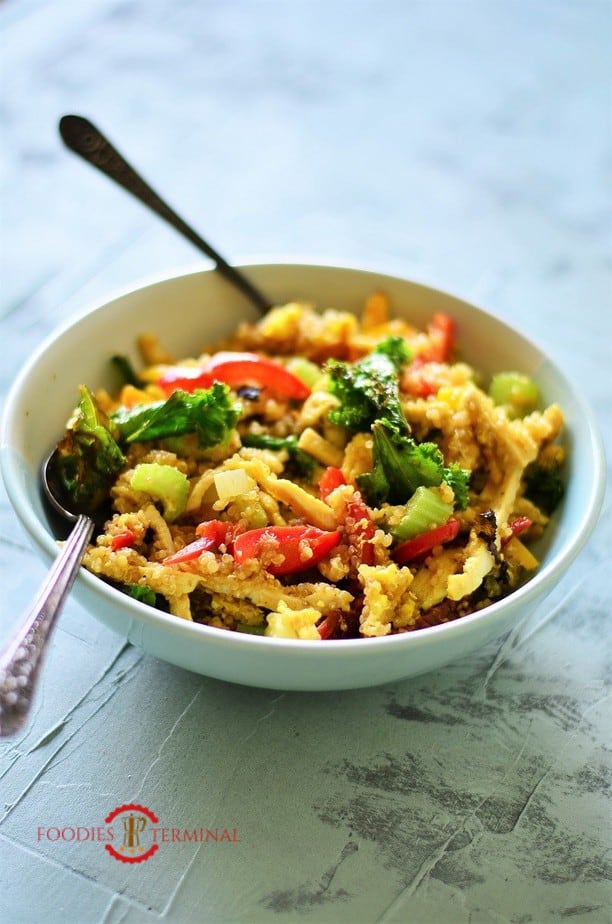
[524,460,564,514]
[326,337,470,508]
[357,421,471,507]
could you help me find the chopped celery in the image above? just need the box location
[130,462,189,522]
[232,496,268,528]
[285,356,322,388]
[235,622,266,635]
[391,486,453,541]
[489,372,539,417]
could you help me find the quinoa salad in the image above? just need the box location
[50,293,565,640]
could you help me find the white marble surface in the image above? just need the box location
[0,1,610,922]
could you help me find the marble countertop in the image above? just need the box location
[1,1,610,922]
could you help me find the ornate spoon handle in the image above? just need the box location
[58,114,270,315]
[0,515,94,737]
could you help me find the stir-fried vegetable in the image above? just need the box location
[327,336,411,434]
[524,459,565,514]
[232,525,342,576]
[51,385,126,512]
[48,296,565,641]
[357,421,470,508]
[326,337,470,508]
[112,383,240,446]
[240,432,317,477]
[130,463,189,522]
[489,371,539,418]
[393,517,461,565]
[53,382,240,511]
[391,486,454,541]
[158,351,311,400]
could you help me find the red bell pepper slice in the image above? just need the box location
[163,519,230,565]
[393,517,460,565]
[317,610,340,640]
[319,466,347,501]
[194,519,232,542]
[111,529,136,552]
[502,516,533,546]
[232,525,341,576]
[423,313,455,363]
[158,352,311,400]
[400,357,439,398]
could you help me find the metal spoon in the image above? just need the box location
[0,117,274,736]
[0,453,95,736]
[58,114,270,315]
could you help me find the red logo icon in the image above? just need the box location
[105,803,159,864]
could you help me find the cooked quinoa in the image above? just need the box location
[54,293,565,639]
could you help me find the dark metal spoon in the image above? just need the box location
[58,114,270,315]
[0,453,96,736]
[0,118,274,735]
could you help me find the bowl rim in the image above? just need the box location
[1,260,607,656]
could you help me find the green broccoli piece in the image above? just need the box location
[357,420,471,508]
[524,461,565,514]
[326,336,411,435]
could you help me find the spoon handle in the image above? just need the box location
[0,515,94,737]
[58,114,270,315]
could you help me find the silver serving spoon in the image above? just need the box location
[0,116,273,735]
[0,454,95,736]
[58,114,270,315]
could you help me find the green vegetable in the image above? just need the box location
[130,462,189,521]
[52,385,126,511]
[326,336,412,434]
[127,584,157,606]
[325,336,469,508]
[111,383,240,447]
[357,421,471,508]
[391,486,454,541]
[284,356,323,388]
[442,462,471,510]
[240,432,317,478]
[489,372,539,418]
[524,460,565,514]
[110,354,141,388]
[235,623,267,635]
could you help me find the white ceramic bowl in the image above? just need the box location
[1,264,606,690]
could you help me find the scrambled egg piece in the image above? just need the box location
[447,535,495,601]
[265,601,321,640]
[357,563,417,636]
